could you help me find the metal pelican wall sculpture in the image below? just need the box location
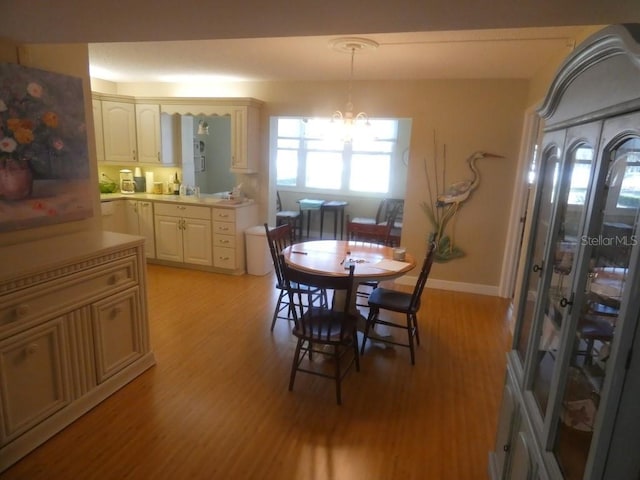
[422,146,503,262]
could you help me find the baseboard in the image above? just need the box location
[394,275,500,297]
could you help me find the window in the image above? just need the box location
[566,146,593,205]
[273,117,406,195]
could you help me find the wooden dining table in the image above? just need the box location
[283,239,415,316]
[282,239,416,281]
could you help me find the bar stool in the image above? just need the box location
[297,198,325,238]
[276,192,301,240]
[320,200,349,239]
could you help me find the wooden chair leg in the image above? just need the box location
[270,290,287,331]
[289,339,303,391]
[360,309,378,354]
[407,314,415,365]
[412,313,420,346]
[334,344,342,405]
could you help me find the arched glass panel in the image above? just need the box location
[531,144,595,415]
[554,136,640,479]
[515,145,561,363]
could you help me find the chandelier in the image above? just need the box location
[330,37,379,142]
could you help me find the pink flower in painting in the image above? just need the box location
[0,137,17,153]
[52,138,64,150]
[26,82,43,98]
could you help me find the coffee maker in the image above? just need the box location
[119,169,135,194]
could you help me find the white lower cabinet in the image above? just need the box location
[101,199,127,234]
[0,317,70,445]
[0,231,155,472]
[154,203,212,266]
[92,287,143,383]
[125,200,156,258]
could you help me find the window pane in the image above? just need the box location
[306,152,342,189]
[350,154,390,193]
[277,118,302,137]
[567,148,593,205]
[277,139,299,149]
[276,150,298,186]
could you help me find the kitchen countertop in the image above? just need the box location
[100,192,254,208]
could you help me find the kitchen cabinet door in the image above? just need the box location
[136,103,162,164]
[0,318,70,445]
[182,218,213,266]
[125,200,156,259]
[102,100,136,163]
[230,106,259,173]
[92,98,105,162]
[101,200,127,234]
[154,215,183,262]
[91,288,143,383]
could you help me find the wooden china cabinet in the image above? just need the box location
[489,25,640,479]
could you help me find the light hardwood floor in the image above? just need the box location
[1,264,512,480]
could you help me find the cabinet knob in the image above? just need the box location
[26,343,39,355]
[177,206,186,210]
[110,273,124,285]
[219,256,230,260]
[14,304,30,319]
[111,307,122,318]
[532,263,542,272]
[503,444,510,452]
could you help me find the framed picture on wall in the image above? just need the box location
[0,62,92,232]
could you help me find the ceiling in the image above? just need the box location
[3,0,638,83]
[88,27,591,83]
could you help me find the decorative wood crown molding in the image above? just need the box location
[537,24,640,121]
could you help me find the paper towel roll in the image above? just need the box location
[134,167,142,177]
[145,172,154,193]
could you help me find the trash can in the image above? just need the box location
[245,226,273,276]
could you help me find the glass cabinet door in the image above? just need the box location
[514,134,564,366]
[553,133,640,480]
[529,125,600,418]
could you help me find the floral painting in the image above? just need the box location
[0,62,92,232]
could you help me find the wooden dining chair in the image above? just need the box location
[276,191,301,241]
[346,212,397,306]
[360,240,436,365]
[282,256,359,405]
[346,215,394,245]
[264,223,325,331]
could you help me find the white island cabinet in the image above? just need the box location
[151,200,258,274]
[0,231,155,472]
[154,202,213,266]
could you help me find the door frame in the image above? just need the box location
[499,105,544,301]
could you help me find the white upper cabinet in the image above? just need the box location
[160,98,263,174]
[230,105,260,174]
[101,100,137,163]
[92,98,105,162]
[135,103,162,165]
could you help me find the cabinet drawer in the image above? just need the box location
[212,208,236,223]
[0,257,138,337]
[213,247,236,269]
[154,202,211,220]
[214,234,235,249]
[213,221,236,236]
